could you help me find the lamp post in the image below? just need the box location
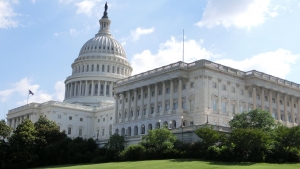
[181,116,184,142]
[169,121,172,129]
[158,119,161,128]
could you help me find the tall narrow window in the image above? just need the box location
[79,128,82,136]
[82,65,84,72]
[97,64,99,71]
[102,65,105,72]
[212,100,217,111]
[91,64,94,71]
[94,84,98,95]
[222,102,226,113]
[100,84,104,95]
[68,127,72,135]
[107,65,110,72]
[112,66,115,73]
[117,67,120,74]
[106,85,109,96]
[232,104,235,114]
[87,65,89,72]
[89,84,92,95]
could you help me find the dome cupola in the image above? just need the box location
[64,3,132,106]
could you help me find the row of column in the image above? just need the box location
[72,63,131,77]
[65,80,114,99]
[114,79,184,122]
[251,87,300,124]
[8,113,33,129]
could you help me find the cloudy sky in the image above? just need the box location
[1,0,300,120]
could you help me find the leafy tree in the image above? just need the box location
[34,116,66,166]
[194,126,223,147]
[105,133,124,151]
[229,109,276,131]
[9,119,37,168]
[230,128,271,161]
[119,144,146,161]
[0,119,12,140]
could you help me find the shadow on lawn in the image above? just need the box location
[35,163,94,169]
[169,159,255,166]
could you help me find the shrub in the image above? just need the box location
[119,145,146,161]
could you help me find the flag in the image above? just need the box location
[29,90,34,95]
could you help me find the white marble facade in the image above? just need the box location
[6,11,300,144]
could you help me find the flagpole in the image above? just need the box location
[27,91,29,106]
[183,29,184,62]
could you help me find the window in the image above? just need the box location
[106,85,109,96]
[102,128,105,136]
[58,114,61,119]
[165,102,170,111]
[173,101,178,110]
[264,96,268,101]
[287,102,290,106]
[232,105,235,114]
[69,116,72,120]
[132,97,134,101]
[91,64,94,71]
[166,88,170,93]
[97,64,99,71]
[94,84,98,95]
[182,101,186,110]
[212,82,217,88]
[151,91,155,97]
[240,105,244,113]
[138,95,141,99]
[103,118,105,122]
[280,114,284,121]
[231,87,235,93]
[100,84,104,95]
[151,105,154,114]
[222,102,226,113]
[107,65,110,72]
[79,128,82,136]
[68,127,72,135]
[98,119,100,122]
[272,110,277,119]
[294,104,296,108]
[212,100,217,111]
[249,92,252,97]
[58,126,60,131]
[112,66,115,73]
[272,98,275,103]
[102,65,105,72]
[174,86,178,92]
[182,84,186,90]
[158,105,162,112]
[240,89,244,95]
[117,67,119,74]
[145,93,148,98]
[189,99,194,111]
[82,65,84,72]
[257,94,260,99]
[280,100,282,105]
[110,117,112,120]
[143,106,147,115]
[80,118,83,122]
[158,90,162,95]
[190,82,194,88]
[87,65,89,72]
[222,85,226,90]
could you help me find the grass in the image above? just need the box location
[36,159,300,169]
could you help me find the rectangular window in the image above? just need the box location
[182,84,186,90]
[68,127,71,135]
[79,128,82,136]
[58,114,61,119]
[145,93,148,98]
[212,100,217,111]
[189,100,194,111]
[151,91,155,96]
[69,116,72,120]
[264,96,268,101]
[80,118,83,122]
[103,118,105,122]
[249,92,252,97]
[98,119,100,122]
[272,98,275,103]
[212,82,217,88]
[158,90,162,95]
[232,105,235,114]
[97,64,99,71]
[138,95,141,99]
[87,65,89,72]
[132,97,134,101]
[166,88,170,94]
[240,89,244,95]
[240,106,244,113]
[182,101,186,110]
[222,85,226,90]
[102,65,105,72]
[231,87,235,93]
[58,126,60,131]
[222,102,226,113]
[280,100,282,105]
[165,104,170,111]
[174,86,178,92]
[92,64,94,71]
[190,82,194,88]
[257,94,260,99]
[102,128,105,136]
[173,102,178,110]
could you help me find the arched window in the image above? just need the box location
[127,127,131,136]
[141,125,145,134]
[115,128,119,135]
[148,123,152,131]
[121,128,125,136]
[134,126,138,135]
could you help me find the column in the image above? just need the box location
[298,98,300,124]
[74,82,77,96]
[134,89,137,117]
[141,87,144,116]
[127,91,131,118]
[276,92,280,120]
[110,82,113,97]
[268,90,272,114]
[115,94,119,122]
[147,85,151,115]
[104,81,107,96]
[170,80,174,112]
[253,87,256,109]
[70,83,73,97]
[178,78,182,110]
[85,81,88,96]
[261,88,264,110]
[91,81,95,96]
[218,79,221,113]
[97,81,100,96]
[284,94,288,122]
[291,96,295,123]
[11,118,15,129]
[65,85,67,99]
[121,93,125,119]
[154,83,158,114]
[162,81,166,115]
[79,81,82,96]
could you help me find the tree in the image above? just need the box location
[229,109,277,131]
[9,119,37,168]
[230,128,271,161]
[194,126,222,147]
[105,133,124,151]
[0,119,12,140]
[34,116,66,166]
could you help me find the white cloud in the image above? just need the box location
[31,0,36,3]
[0,0,19,28]
[58,0,75,4]
[76,0,102,17]
[216,49,299,79]
[0,78,65,105]
[70,28,78,36]
[131,27,155,41]
[196,0,278,29]
[131,37,216,75]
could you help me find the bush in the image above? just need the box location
[119,145,146,161]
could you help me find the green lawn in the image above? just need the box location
[36,159,300,169]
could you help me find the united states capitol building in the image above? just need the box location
[6,8,300,145]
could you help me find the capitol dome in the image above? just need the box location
[63,7,132,106]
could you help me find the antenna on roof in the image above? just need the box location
[183,29,184,62]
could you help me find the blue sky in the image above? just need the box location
[1,0,300,120]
